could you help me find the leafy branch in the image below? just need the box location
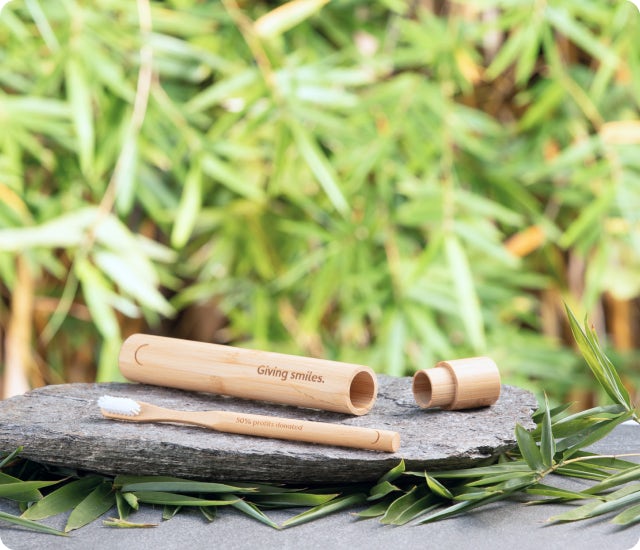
[354,308,639,526]
[0,308,638,534]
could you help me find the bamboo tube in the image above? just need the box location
[412,357,501,410]
[119,334,378,415]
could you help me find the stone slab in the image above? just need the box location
[0,377,537,483]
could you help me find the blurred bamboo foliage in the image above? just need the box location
[0,0,639,406]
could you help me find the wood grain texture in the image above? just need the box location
[119,333,378,415]
[413,357,501,410]
[100,401,400,452]
[0,377,537,483]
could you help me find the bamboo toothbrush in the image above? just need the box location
[97,396,400,453]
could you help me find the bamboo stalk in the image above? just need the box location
[2,256,34,399]
[605,292,633,351]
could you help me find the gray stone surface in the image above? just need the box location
[0,377,537,483]
[0,424,637,550]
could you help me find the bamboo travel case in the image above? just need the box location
[119,334,378,415]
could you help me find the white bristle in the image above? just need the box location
[98,395,141,416]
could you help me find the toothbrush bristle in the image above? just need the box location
[98,395,141,416]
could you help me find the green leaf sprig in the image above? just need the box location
[353,308,638,526]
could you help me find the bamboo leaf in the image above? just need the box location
[486,25,530,80]
[515,424,544,472]
[565,305,632,410]
[114,131,138,215]
[611,503,640,526]
[418,491,511,524]
[367,480,400,501]
[0,207,98,250]
[162,505,182,520]
[381,490,440,526]
[540,394,556,469]
[583,465,640,495]
[466,471,537,488]
[0,482,50,502]
[93,250,174,316]
[551,403,627,428]
[0,447,23,469]
[118,478,255,494]
[584,324,633,409]
[281,493,366,528]
[426,463,532,480]
[103,517,158,528]
[186,69,258,115]
[549,501,601,523]
[216,494,279,529]
[129,491,238,507]
[525,484,599,502]
[65,481,116,533]
[200,506,217,522]
[76,258,120,340]
[0,510,67,536]
[122,491,139,511]
[377,459,406,484]
[444,234,485,352]
[0,473,45,502]
[66,58,94,175]
[425,473,453,500]
[115,492,131,521]
[254,0,330,38]
[548,407,626,439]
[250,492,338,508]
[455,475,537,501]
[289,120,349,216]
[518,80,567,130]
[21,477,103,520]
[379,487,418,524]
[171,159,202,249]
[201,153,264,200]
[567,452,638,472]
[557,412,633,458]
[550,485,639,523]
[355,500,390,519]
[532,402,573,424]
[554,463,610,481]
[558,187,614,249]
[544,6,618,67]
[579,486,640,520]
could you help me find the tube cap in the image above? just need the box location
[412,357,501,410]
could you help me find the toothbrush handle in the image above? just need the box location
[211,411,400,453]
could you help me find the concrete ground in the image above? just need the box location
[1,424,638,550]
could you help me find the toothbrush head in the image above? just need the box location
[98,395,141,416]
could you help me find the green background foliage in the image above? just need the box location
[0,0,639,403]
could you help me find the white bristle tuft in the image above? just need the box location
[98,395,141,416]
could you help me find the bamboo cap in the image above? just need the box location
[412,357,501,410]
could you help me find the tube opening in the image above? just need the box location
[412,370,433,408]
[349,370,376,414]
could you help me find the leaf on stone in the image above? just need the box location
[65,481,116,533]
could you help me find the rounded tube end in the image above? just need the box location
[389,431,401,453]
[412,367,456,409]
[413,357,501,410]
[348,369,377,415]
